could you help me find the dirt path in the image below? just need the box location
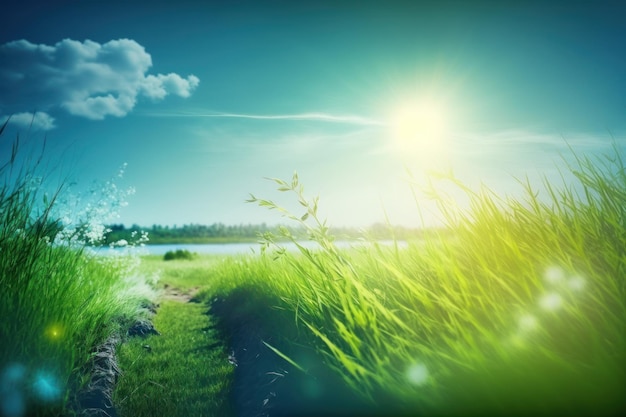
[160,284,201,303]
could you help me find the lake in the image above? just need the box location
[93,240,405,256]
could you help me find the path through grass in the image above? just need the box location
[114,144,625,416]
[113,293,234,417]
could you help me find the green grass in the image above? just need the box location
[112,254,236,417]
[138,254,226,293]
[192,145,626,415]
[113,301,234,417]
[0,119,152,416]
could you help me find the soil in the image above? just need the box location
[74,334,121,417]
[72,302,160,417]
[161,284,201,303]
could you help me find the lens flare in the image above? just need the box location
[406,362,429,386]
[44,323,64,341]
[517,314,538,333]
[539,292,563,311]
[568,275,586,292]
[1,363,26,417]
[32,371,61,402]
[544,265,565,285]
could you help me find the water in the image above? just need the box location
[93,240,405,256]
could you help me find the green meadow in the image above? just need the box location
[180,147,626,416]
[1,114,624,416]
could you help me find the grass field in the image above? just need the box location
[191,145,625,416]
[115,143,625,416]
[3,110,624,417]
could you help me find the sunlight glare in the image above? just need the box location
[388,98,449,165]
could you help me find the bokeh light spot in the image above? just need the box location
[544,266,565,285]
[32,371,61,402]
[1,363,26,384]
[406,362,429,386]
[539,292,563,311]
[1,363,26,417]
[44,323,64,341]
[568,275,586,292]
[517,314,538,332]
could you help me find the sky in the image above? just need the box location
[1,0,625,229]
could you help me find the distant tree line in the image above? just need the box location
[104,223,274,245]
[103,222,435,245]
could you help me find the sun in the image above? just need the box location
[388,98,448,161]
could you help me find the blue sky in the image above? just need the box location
[1,0,625,228]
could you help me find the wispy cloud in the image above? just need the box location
[450,129,620,155]
[0,38,199,123]
[147,110,385,126]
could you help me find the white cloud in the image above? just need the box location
[142,73,200,99]
[1,112,56,131]
[63,93,135,120]
[0,38,199,122]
